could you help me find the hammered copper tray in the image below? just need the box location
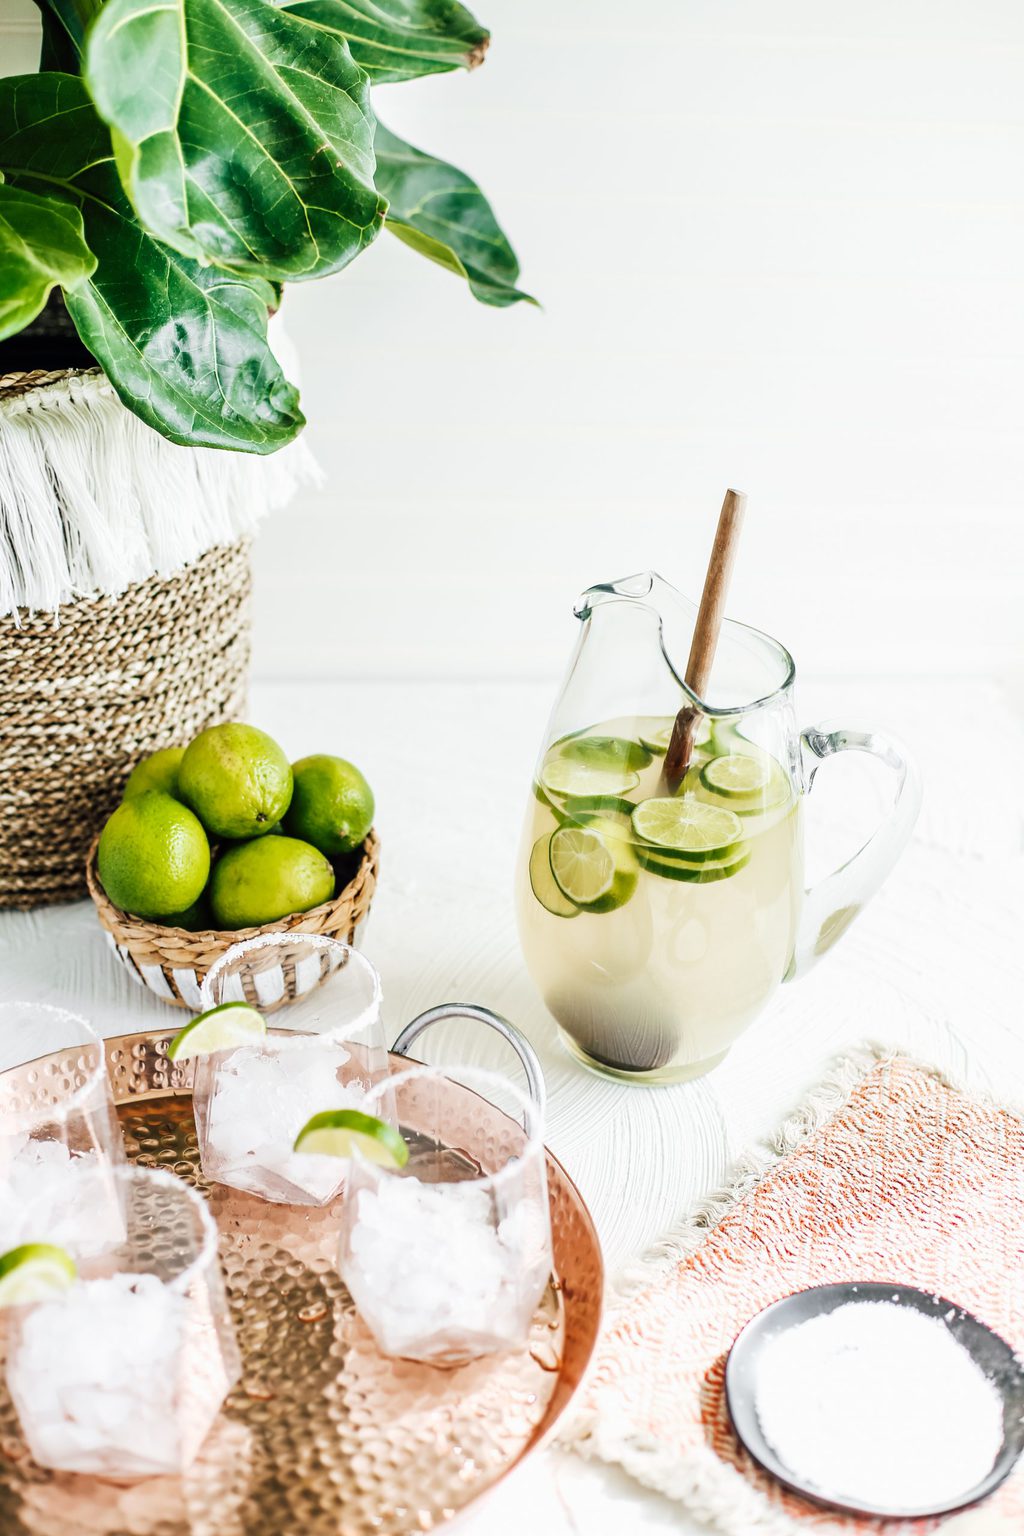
[0,1030,603,1536]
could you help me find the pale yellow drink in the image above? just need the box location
[515,717,803,1082]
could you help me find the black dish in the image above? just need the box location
[725,1281,1024,1521]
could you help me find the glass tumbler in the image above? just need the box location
[338,1064,553,1366]
[0,1002,126,1260]
[5,1165,240,1479]
[192,935,388,1204]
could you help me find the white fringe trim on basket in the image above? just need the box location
[557,1043,1011,1536]
[0,369,321,618]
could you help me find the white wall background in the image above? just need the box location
[4,2,1023,686]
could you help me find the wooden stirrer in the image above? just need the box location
[662,488,748,789]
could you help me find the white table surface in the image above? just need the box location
[2,673,1022,1536]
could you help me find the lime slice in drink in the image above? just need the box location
[674,759,719,799]
[632,797,744,860]
[700,753,772,798]
[637,716,711,755]
[636,716,675,754]
[562,795,636,841]
[529,833,580,918]
[550,824,638,912]
[541,757,640,800]
[637,846,751,883]
[167,1001,267,1062]
[532,779,555,809]
[0,1243,77,1308]
[549,826,614,904]
[558,734,652,771]
[293,1109,409,1168]
[695,751,791,817]
[533,781,573,827]
[706,718,746,756]
[562,793,638,821]
[580,810,641,847]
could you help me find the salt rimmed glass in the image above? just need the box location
[0,1002,126,1260]
[337,1065,553,1366]
[192,935,388,1205]
[5,1165,240,1480]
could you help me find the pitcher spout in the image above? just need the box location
[575,570,794,717]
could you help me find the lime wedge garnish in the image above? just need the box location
[632,797,744,859]
[167,1001,267,1062]
[541,757,640,800]
[549,824,638,912]
[293,1110,409,1168]
[0,1243,77,1308]
[529,833,579,918]
[700,753,772,798]
[558,734,652,771]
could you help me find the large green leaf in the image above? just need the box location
[0,75,304,453]
[33,0,102,68]
[373,122,533,308]
[283,0,489,83]
[84,0,387,282]
[0,179,96,342]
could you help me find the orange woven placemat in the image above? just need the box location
[565,1053,1024,1534]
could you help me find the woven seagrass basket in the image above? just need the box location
[0,368,253,909]
[86,829,379,1011]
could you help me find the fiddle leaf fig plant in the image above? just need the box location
[283,0,490,83]
[373,122,528,309]
[0,177,96,340]
[0,0,531,453]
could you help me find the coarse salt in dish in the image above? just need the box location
[754,1299,1005,1512]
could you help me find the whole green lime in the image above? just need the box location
[179,723,292,840]
[123,747,184,800]
[283,755,374,856]
[209,836,335,929]
[98,791,210,919]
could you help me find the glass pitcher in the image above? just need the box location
[514,572,921,1084]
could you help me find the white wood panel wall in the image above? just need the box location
[4,2,1023,684]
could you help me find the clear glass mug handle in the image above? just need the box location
[392,1004,547,1117]
[787,723,922,981]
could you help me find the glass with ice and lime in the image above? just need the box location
[172,936,390,1205]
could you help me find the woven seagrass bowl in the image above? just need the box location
[85,829,379,1011]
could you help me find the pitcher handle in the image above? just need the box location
[787,722,922,981]
[391,1004,547,1116]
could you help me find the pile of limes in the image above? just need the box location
[96,723,374,930]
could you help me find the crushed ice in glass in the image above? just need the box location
[344,1173,551,1360]
[6,1273,203,1478]
[0,1137,124,1258]
[205,1042,365,1202]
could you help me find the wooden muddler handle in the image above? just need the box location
[663,489,748,787]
